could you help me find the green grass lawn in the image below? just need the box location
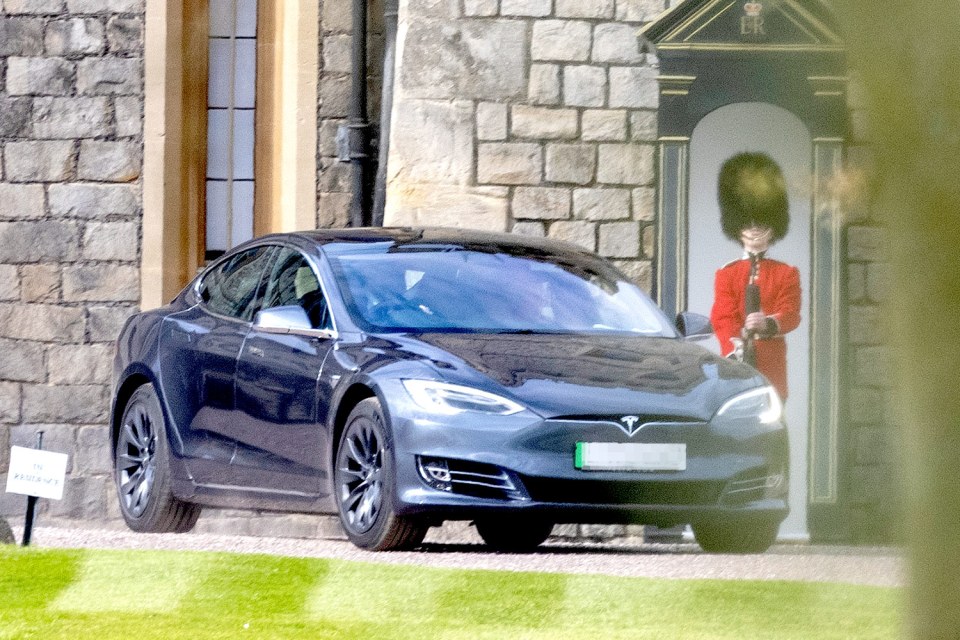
[0,547,900,640]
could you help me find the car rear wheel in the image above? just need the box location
[474,517,554,552]
[114,384,200,533]
[334,398,427,551]
[692,518,780,554]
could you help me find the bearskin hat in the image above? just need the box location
[718,152,790,242]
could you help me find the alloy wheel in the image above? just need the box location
[116,402,157,518]
[337,417,385,534]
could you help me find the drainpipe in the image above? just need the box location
[372,0,399,226]
[347,0,371,227]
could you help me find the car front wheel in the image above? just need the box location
[334,398,427,551]
[114,384,200,533]
[692,518,780,554]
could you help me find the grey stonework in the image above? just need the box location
[0,1,144,534]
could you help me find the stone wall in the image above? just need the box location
[0,0,144,525]
[385,0,667,291]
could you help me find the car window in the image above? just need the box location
[200,246,274,321]
[261,247,331,330]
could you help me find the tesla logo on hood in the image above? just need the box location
[619,416,642,436]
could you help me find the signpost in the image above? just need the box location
[4,432,68,546]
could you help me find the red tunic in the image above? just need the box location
[710,258,801,400]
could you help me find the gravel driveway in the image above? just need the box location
[8,524,904,588]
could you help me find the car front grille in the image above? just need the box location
[418,457,526,500]
[519,476,725,506]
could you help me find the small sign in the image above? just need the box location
[5,446,68,500]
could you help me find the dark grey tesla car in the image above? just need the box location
[110,227,787,553]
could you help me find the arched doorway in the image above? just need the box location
[688,103,812,539]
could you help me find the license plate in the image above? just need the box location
[575,442,686,471]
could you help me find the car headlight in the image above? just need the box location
[401,380,525,415]
[716,386,783,424]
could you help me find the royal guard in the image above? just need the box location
[710,152,801,401]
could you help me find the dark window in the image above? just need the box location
[200,245,273,320]
[262,247,331,330]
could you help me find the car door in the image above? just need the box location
[232,245,336,497]
[158,245,275,486]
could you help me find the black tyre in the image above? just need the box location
[692,518,780,554]
[114,384,200,533]
[334,398,427,551]
[475,517,554,552]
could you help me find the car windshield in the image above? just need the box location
[325,241,677,336]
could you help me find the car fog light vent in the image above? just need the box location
[417,457,452,491]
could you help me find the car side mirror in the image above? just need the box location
[676,311,713,341]
[254,305,337,339]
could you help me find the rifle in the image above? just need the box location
[742,254,762,367]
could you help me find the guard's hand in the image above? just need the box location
[744,312,767,332]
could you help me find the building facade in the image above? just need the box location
[0,0,895,543]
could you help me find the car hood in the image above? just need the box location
[381,332,762,421]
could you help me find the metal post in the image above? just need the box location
[21,431,44,547]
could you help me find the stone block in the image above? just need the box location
[114,96,142,137]
[0,265,18,301]
[852,345,892,388]
[106,16,142,54]
[0,383,21,423]
[630,109,658,141]
[318,159,351,192]
[6,57,75,95]
[848,304,884,345]
[401,0,460,20]
[21,264,61,303]
[865,262,892,303]
[528,63,560,105]
[597,143,653,185]
[22,384,108,424]
[548,220,596,251]
[0,18,44,56]
[612,259,652,291]
[598,221,641,258]
[322,0,352,32]
[82,221,139,261]
[74,425,113,476]
[78,141,142,182]
[3,141,75,183]
[477,143,542,185]
[0,338,45,383]
[464,0,498,17]
[389,100,474,185]
[63,264,140,302]
[322,34,352,74]
[0,97,32,137]
[0,221,80,263]
[512,187,571,221]
[582,109,627,141]
[319,75,350,116]
[0,184,45,220]
[0,304,86,342]
[45,18,105,56]
[557,0,614,18]
[48,475,112,520]
[32,97,113,139]
[4,0,65,12]
[642,223,654,258]
[545,143,596,185]
[632,186,655,221]
[573,188,631,220]
[476,102,508,141]
[847,262,867,302]
[532,20,592,62]
[609,66,659,108]
[501,0,551,16]
[48,344,113,385]
[87,305,137,342]
[49,183,141,218]
[563,66,607,108]
[385,184,509,231]
[317,192,351,228]
[77,57,142,95]
[511,105,578,139]
[616,0,664,22]
[399,20,526,100]
[510,221,546,237]
[593,22,644,63]
[847,386,884,425]
[847,226,889,262]
[66,0,145,10]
